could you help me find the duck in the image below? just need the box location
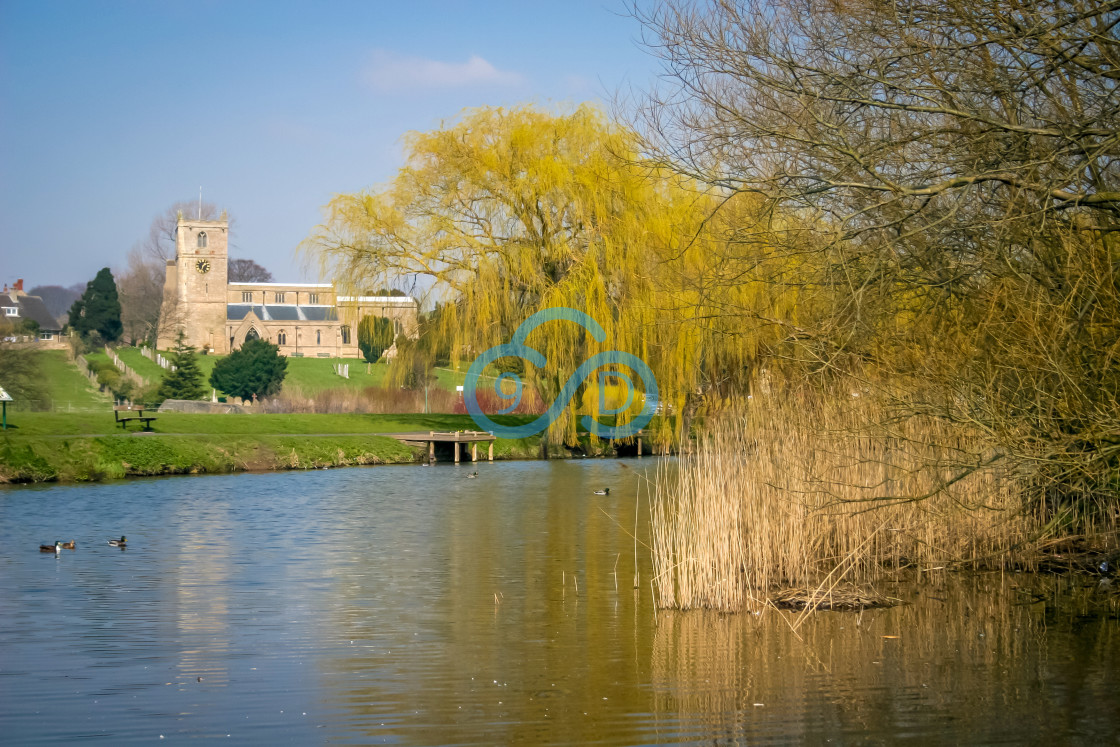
[467,471,478,479]
[39,541,62,554]
[593,488,610,496]
[108,536,127,547]
[61,540,76,550]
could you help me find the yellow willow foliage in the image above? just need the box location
[302,104,808,445]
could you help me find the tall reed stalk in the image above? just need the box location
[650,393,1114,611]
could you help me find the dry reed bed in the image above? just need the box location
[261,385,459,414]
[261,384,545,415]
[649,395,1100,612]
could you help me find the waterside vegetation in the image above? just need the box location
[652,392,1119,612]
[0,412,586,483]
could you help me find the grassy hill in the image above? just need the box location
[279,356,391,394]
[116,348,399,395]
[28,346,508,416]
[113,347,470,398]
[114,347,167,382]
[35,350,110,411]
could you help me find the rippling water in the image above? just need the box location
[2,461,1118,744]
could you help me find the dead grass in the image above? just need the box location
[262,385,459,414]
[650,391,1118,612]
[260,382,545,415]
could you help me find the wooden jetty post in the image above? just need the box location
[390,430,497,463]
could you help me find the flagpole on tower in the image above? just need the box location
[198,187,203,220]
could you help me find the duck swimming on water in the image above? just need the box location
[108,536,127,547]
[61,540,76,550]
[593,488,610,496]
[39,541,61,554]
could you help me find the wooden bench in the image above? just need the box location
[114,406,158,432]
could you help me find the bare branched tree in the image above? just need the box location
[140,200,230,263]
[228,259,273,282]
[117,245,166,345]
[122,201,233,347]
[634,0,1120,512]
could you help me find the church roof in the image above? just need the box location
[301,306,338,321]
[267,305,300,321]
[226,304,263,321]
[226,304,339,322]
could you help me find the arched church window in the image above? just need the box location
[316,330,321,345]
[278,330,287,345]
[245,328,260,342]
[198,232,208,248]
[341,325,351,345]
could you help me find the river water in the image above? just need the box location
[1,460,1118,744]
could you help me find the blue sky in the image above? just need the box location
[0,0,661,288]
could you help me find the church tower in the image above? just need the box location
[156,213,229,353]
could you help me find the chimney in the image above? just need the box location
[14,279,23,292]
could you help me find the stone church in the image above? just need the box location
[156,214,417,357]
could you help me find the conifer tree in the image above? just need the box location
[209,338,287,400]
[156,331,206,401]
[68,267,123,342]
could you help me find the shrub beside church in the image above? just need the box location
[209,338,287,401]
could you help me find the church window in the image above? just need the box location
[278,330,287,345]
[274,292,286,303]
[198,232,208,248]
[309,293,319,304]
[245,328,260,342]
[242,292,252,302]
[316,330,321,345]
[341,325,351,345]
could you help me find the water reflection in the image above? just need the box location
[173,492,233,688]
[1,464,1118,744]
[316,460,659,745]
[651,573,1120,744]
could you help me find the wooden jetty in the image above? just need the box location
[385,429,651,462]
[386,431,497,463]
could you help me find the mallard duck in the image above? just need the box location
[40,541,61,553]
[61,540,76,550]
[467,471,478,478]
[593,488,610,495]
[108,536,127,547]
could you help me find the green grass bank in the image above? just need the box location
[0,412,555,484]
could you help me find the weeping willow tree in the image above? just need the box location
[303,104,810,444]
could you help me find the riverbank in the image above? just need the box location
[0,412,560,483]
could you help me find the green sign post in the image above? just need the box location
[0,385,11,430]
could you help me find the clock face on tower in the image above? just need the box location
[196,259,211,274]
